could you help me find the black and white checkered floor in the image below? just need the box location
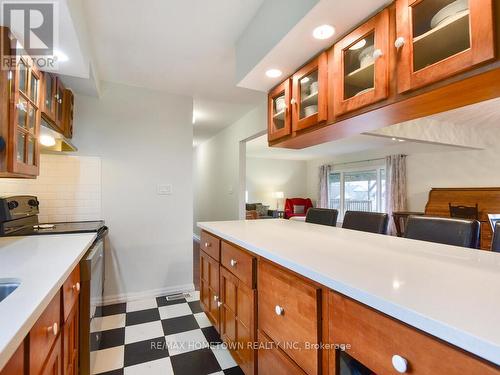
[90,291,243,375]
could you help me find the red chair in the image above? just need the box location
[284,198,313,219]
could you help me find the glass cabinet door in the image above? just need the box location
[396,0,494,92]
[43,72,56,119]
[292,52,327,132]
[268,79,291,142]
[333,9,389,116]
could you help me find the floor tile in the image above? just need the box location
[193,312,212,328]
[90,346,124,374]
[126,308,160,326]
[211,345,237,370]
[164,328,209,356]
[159,303,193,320]
[91,314,126,333]
[201,326,223,346]
[185,291,200,302]
[188,300,203,314]
[125,321,165,345]
[223,367,245,375]
[126,298,158,313]
[157,296,187,307]
[162,315,199,336]
[123,357,174,375]
[170,347,221,375]
[95,303,127,317]
[91,327,125,351]
[123,337,169,367]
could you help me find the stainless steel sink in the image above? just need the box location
[0,280,20,303]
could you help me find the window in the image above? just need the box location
[328,165,386,221]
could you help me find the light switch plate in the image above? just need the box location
[157,184,173,195]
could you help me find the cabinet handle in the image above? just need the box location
[47,322,58,336]
[290,98,297,105]
[275,305,284,316]
[204,242,211,248]
[58,99,62,104]
[372,49,383,60]
[217,301,223,308]
[230,259,237,267]
[394,37,405,49]
[72,282,80,292]
[213,295,219,301]
[392,355,408,373]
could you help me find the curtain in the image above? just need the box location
[386,155,407,235]
[318,164,332,208]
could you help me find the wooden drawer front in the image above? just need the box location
[30,290,62,375]
[62,264,80,322]
[41,334,62,375]
[200,231,220,261]
[220,267,256,375]
[258,331,306,375]
[258,260,320,375]
[0,341,24,375]
[221,241,255,288]
[330,292,500,375]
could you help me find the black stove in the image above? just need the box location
[0,195,106,236]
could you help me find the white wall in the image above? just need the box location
[73,82,193,303]
[246,157,308,209]
[0,154,101,222]
[193,102,267,235]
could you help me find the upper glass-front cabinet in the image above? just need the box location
[333,9,390,116]
[268,79,291,142]
[396,0,495,93]
[291,52,327,132]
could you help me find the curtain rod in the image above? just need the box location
[328,154,408,167]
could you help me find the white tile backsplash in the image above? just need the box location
[0,154,102,222]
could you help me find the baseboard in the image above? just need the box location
[102,283,195,305]
[193,233,200,242]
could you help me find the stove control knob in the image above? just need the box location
[7,201,18,210]
[28,199,39,207]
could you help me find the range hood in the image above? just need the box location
[40,118,77,152]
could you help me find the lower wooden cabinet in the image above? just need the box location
[40,336,62,375]
[219,267,256,375]
[0,342,24,375]
[257,331,305,375]
[62,303,79,375]
[200,249,220,329]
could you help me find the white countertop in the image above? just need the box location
[198,219,500,365]
[0,233,97,370]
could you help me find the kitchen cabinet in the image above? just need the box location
[0,28,41,178]
[257,331,306,375]
[41,73,68,135]
[40,336,62,375]
[332,9,390,115]
[41,72,57,126]
[62,89,74,139]
[267,79,292,141]
[291,52,328,131]
[395,0,495,93]
[200,248,221,330]
[329,291,500,374]
[62,265,80,375]
[0,342,24,375]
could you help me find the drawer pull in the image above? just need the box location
[47,322,58,336]
[275,305,284,316]
[230,259,237,267]
[392,355,408,373]
[204,242,211,248]
[394,37,405,49]
[72,282,80,292]
[217,301,223,308]
[214,295,219,301]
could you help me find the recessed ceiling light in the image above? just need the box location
[265,69,282,78]
[313,25,335,40]
[53,49,69,62]
[349,39,367,50]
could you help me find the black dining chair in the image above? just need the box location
[492,221,500,253]
[404,216,480,249]
[305,208,338,227]
[342,211,389,234]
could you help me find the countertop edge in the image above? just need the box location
[0,233,97,371]
[198,222,500,366]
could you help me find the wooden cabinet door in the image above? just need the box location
[62,89,74,139]
[292,52,327,132]
[333,9,390,116]
[219,267,256,375]
[0,341,24,375]
[40,335,62,375]
[396,0,495,93]
[10,56,40,177]
[268,79,292,141]
[55,79,65,130]
[200,250,220,329]
[41,72,57,123]
[62,303,79,375]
